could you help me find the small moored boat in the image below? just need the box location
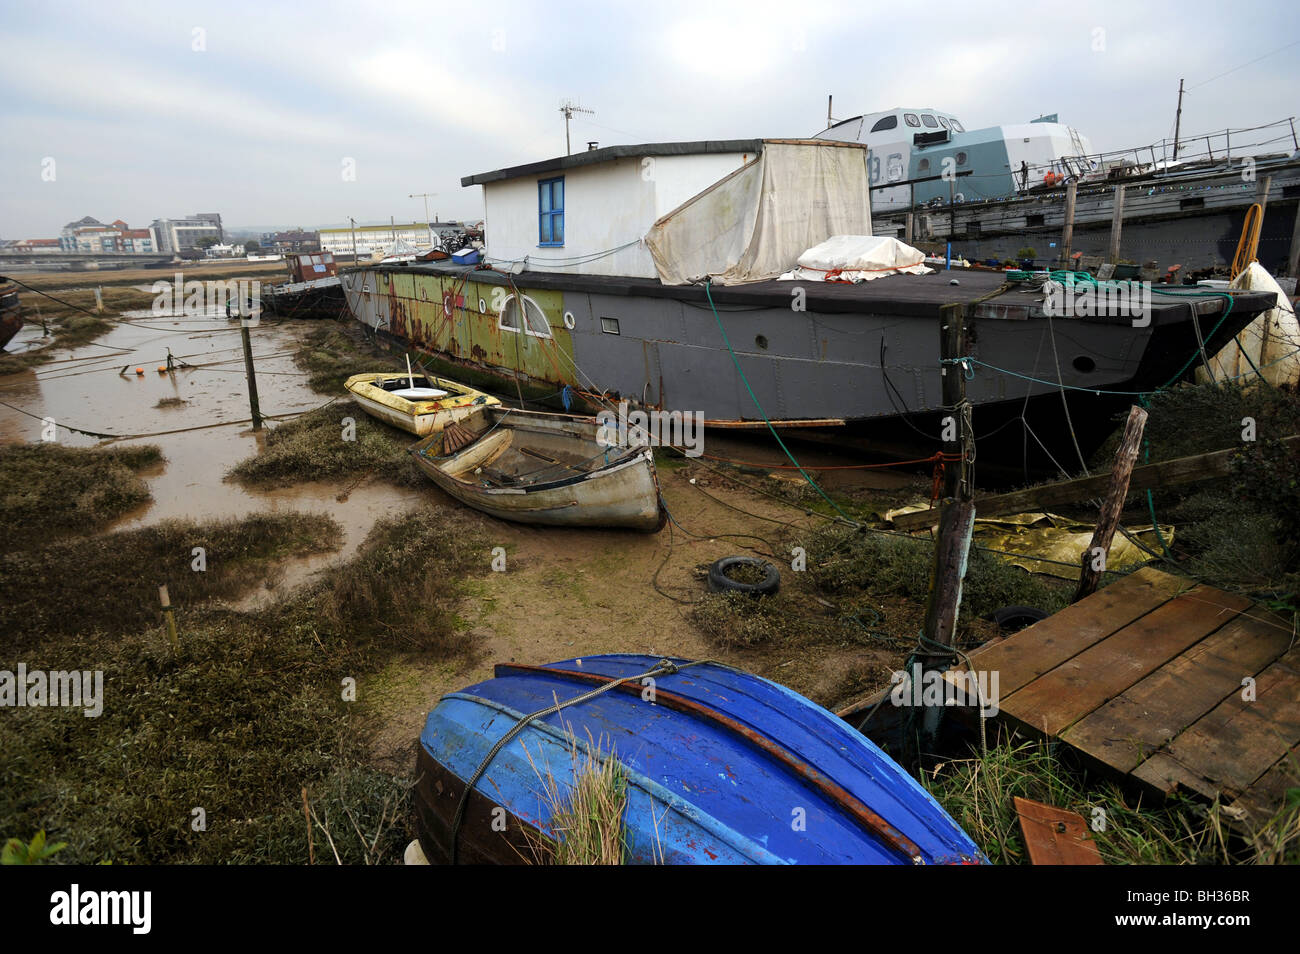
[410,406,663,530]
[345,360,501,436]
[412,654,987,864]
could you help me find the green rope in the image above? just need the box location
[704,280,858,524]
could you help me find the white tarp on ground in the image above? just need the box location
[779,235,933,283]
[644,140,872,285]
[1195,263,1300,388]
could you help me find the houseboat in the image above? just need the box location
[340,138,1276,473]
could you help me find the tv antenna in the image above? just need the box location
[559,99,595,155]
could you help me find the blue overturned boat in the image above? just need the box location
[413,654,986,864]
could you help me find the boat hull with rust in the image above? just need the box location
[410,406,663,530]
[414,654,986,864]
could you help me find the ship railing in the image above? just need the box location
[1016,117,1298,189]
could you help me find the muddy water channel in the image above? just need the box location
[0,311,426,597]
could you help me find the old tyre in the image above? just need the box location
[708,556,780,596]
[988,605,1048,633]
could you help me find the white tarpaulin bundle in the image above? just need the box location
[779,235,933,283]
[1195,263,1300,388]
[643,140,872,285]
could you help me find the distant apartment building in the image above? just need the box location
[259,229,320,253]
[59,217,160,253]
[150,213,223,253]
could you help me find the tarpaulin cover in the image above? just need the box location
[780,234,933,283]
[644,140,872,286]
[1195,262,1300,388]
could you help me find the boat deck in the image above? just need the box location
[952,567,1297,826]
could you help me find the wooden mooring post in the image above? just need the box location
[1060,179,1078,268]
[239,311,263,431]
[919,302,976,745]
[1108,184,1125,264]
[1073,405,1148,602]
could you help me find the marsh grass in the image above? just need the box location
[521,730,631,865]
[926,740,1300,865]
[296,323,404,394]
[0,442,162,542]
[226,400,422,488]
[0,512,343,649]
[0,506,485,864]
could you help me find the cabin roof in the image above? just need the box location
[461,139,765,186]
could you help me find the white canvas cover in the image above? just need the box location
[1195,263,1300,388]
[644,140,872,285]
[780,235,932,283]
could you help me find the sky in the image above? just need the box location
[1,0,1297,238]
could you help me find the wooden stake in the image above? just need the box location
[1060,179,1078,268]
[239,317,263,431]
[1256,174,1273,222]
[303,787,315,865]
[1073,405,1148,602]
[93,286,103,314]
[1108,184,1125,264]
[919,498,977,742]
[159,584,179,651]
[939,303,968,499]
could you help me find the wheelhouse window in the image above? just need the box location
[937,117,950,129]
[869,114,898,133]
[538,177,564,247]
[904,113,920,127]
[921,114,938,128]
[499,294,553,338]
[951,119,965,133]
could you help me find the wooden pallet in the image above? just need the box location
[947,567,1299,827]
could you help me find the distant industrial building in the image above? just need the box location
[317,221,466,257]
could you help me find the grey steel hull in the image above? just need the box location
[343,265,1273,472]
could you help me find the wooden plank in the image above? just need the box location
[1132,649,1300,798]
[1061,608,1295,775]
[945,568,1190,700]
[998,586,1254,738]
[1229,744,1300,826]
[1013,796,1105,865]
[891,435,1300,532]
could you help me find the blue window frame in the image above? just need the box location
[538,177,564,246]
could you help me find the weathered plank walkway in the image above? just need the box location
[949,567,1298,826]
